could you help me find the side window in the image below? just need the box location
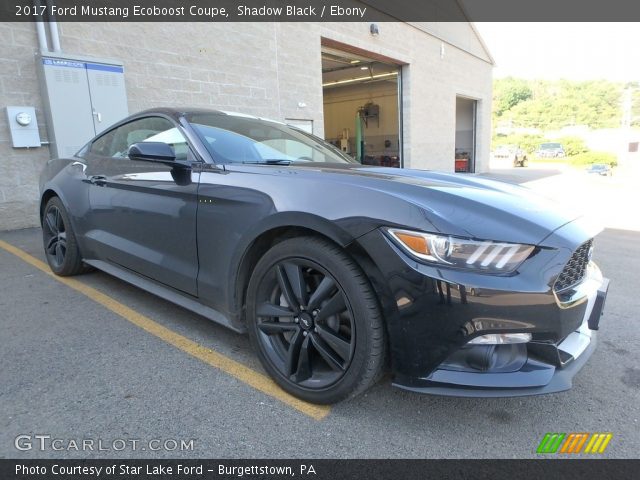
[90,129,118,157]
[89,117,189,160]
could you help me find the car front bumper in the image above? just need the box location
[354,226,609,397]
[396,275,608,397]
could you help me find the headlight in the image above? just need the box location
[387,228,535,273]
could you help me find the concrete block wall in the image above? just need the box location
[0,21,493,230]
[0,23,52,230]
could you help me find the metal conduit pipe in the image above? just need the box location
[46,0,62,52]
[34,0,49,51]
[48,20,61,52]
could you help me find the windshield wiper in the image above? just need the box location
[242,159,292,165]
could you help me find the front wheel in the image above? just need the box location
[246,236,386,404]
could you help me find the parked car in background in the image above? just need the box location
[586,163,612,176]
[492,145,529,167]
[536,143,566,158]
[492,144,516,159]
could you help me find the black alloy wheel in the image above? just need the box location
[42,197,86,276]
[255,260,355,388]
[246,236,386,404]
[43,204,67,269]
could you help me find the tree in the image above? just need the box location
[493,78,623,130]
[493,77,532,117]
[632,87,640,127]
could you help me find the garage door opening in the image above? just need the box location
[455,96,477,173]
[321,42,402,168]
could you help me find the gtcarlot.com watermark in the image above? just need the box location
[15,434,195,452]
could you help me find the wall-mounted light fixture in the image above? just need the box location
[370,24,379,36]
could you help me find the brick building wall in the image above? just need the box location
[0,21,493,230]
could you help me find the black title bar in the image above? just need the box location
[2,0,640,22]
[2,459,639,480]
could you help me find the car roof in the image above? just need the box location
[133,107,284,125]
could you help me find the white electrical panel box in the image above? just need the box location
[37,53,129,158]
[6,106,41,148]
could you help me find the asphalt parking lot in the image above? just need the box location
[1,167,639,459]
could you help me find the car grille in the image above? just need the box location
[554,239,593,292]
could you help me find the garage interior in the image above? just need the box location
[455,96,477,172]
[321,46,401,168]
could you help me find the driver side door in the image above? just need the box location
[82,116,200,296]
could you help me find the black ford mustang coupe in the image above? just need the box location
[39,108,609,404]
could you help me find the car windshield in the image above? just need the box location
[540,143,562,150]
[186,112,356,165]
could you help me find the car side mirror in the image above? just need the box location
[128,142,177,164]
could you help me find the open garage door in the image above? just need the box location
[455,96,477,173]
[321,42,402,168]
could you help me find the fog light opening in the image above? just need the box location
[467,333,532,345]
[466,345,497,371]
[439,342,529,373]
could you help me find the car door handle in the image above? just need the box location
[89,175,107,186]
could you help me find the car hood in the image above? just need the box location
[242,163,585,246]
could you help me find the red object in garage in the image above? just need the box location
[455,158,469,172]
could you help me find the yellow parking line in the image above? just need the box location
[0,239,330,421]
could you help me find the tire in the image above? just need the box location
[42,197,86,276]
[246,236,387,404]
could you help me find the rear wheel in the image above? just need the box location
[246,236,386,404]
[42,197,86,276]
